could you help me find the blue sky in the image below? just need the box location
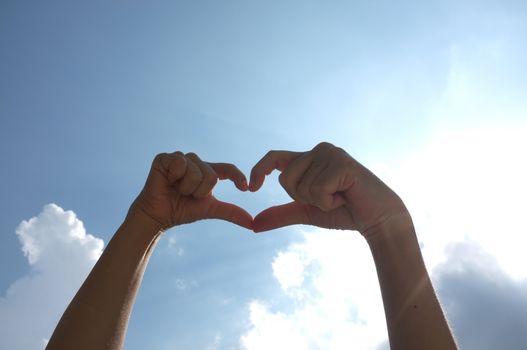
[1,1,527,349]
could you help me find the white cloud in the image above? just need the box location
[0,204,104,350]
[174,278,198,291]
[378,126,527,280]
[168,235,177,248]
[241,123,527,349]
[241,127,527,349]
[271,249,311,291]
[167,235,184,256]
[240,229,388,350]
[367,32,527,279]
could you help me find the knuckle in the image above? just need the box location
[153,152,168,164]
[314,141,334,151]
[265,150,280,160]
[332,146,349,159]
[185,152,199,160]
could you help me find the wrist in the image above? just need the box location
[363,211,415,245]
[124,205,166,239]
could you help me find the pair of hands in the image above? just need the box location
[129,142,408,238]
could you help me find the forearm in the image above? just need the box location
[366,213,457,350]
[46,212,162,350]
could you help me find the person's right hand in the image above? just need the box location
[128,152,253,232]
[250,142,410,239]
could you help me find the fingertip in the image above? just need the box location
[252,211,272,233]
[249,168,260,191]
[237,178,249,192]
[233,170,249,191]
[245,219,255,231]
[249,176,263,192]
[252,218,268,233]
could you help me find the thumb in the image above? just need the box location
[253,202,321,233]
[207,198,254,230]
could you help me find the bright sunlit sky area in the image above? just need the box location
[1,1,527,349]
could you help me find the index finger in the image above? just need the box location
[209,162,249,191]
[249,150,303,192]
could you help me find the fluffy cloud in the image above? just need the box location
[167,235,184,256]
[240,229,388,350]
[240,125,527,350]
[0,204,103,350]
[174,278,198,291]
[379,126,527,280]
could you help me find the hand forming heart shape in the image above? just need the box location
[129,142,409,239]
[49,143,451,350]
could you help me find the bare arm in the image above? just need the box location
[45,213,162,349]
[367,214,456,349]
[46,152,252,350]
[250,142,457,350]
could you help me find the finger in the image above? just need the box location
[176,154,203,196]
[207,197,254,230]
[296,160,329,205]
[189,159,218,199]
[153,152,188,185]
[310,166,349,211]
[249,150,302,192]
[252,201,314,233]
[278,152,315,204]
[209,162,248,191]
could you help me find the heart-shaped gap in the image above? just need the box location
[213,172,290,217]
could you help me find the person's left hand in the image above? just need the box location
[128,152,253,232]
